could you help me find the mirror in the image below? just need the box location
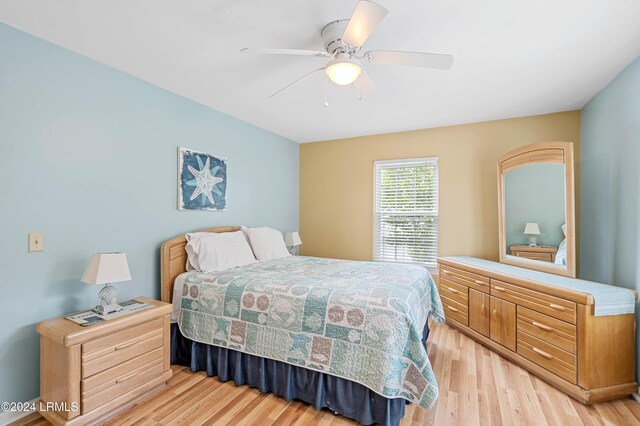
[498,142,576,277]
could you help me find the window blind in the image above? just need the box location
[373,157,439,269]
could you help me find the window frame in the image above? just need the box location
[372,157,440,272]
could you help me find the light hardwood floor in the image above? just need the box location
[14,322,640,425]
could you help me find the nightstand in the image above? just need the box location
[36,297,172,425]
[509,245,558,263]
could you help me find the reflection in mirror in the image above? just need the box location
[504,163,566,266]
[497,141,576,278]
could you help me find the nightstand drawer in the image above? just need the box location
[82,359,165,413]
[515,252,552,262]
[82,347,163,394]
[82,318,162,357]
[82,326,163,378]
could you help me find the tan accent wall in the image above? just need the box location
[299,111,581,267]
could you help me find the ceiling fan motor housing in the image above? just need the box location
[321,20,351,55]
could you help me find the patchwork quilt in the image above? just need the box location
[176,256,445,408]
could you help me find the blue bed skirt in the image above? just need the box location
[171,322,430,426]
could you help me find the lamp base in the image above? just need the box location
[94,282,122,315]
[94,303,123,315]
[528,236,538,247]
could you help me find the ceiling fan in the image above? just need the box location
[241,0,454,98]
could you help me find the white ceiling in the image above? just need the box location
[2,1,640,143]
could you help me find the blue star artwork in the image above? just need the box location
[178,147,227,211]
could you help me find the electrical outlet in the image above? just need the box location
[28,233,44,252]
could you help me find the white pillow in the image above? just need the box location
[185,231,257,272]
[242,227,291,262]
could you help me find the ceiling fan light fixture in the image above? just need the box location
[325,54,362,85]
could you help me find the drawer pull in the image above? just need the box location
[492,309,497,321]
[115,339,140,351]
[446,305,459,313]
[549,303,566,311]
[442,270,450,275]
[474,280,485,285]
[532,321,553,332]
[116,371,141,384]
[493,286,505,292]
[532,347,554,360]
[447,286,460,294]
[481,304,486,316]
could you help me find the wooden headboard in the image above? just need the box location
[159,226,241,303]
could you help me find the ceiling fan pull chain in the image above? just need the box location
[324,74,329,107]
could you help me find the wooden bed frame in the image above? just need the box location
[159,226,241,303]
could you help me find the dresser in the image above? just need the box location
[36,297,172,425]
[509,245,558,263]
[438,256,637,403]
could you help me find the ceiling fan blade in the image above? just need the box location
[240,48,331,58]
[342,0,389,50]
[270,67,326,98]
[365,50,454,70]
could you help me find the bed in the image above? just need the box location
[160,227,444,425]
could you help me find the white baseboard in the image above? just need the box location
[632,387,640,404]
[0,398,38,426]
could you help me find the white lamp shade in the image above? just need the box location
[81,252,132,285]
[285,232,302,247]
[523,223,541,235]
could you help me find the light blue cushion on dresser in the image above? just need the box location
[445,256,636,316]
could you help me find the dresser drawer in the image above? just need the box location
[440,265,489,293]
[517,307,576,354]
[517,330,576,383]
[82,324,163,378]
[82,359,165,413]
[440,278,469,305]
[442,294,468,326]
[491,280,576,324]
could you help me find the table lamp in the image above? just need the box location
[285,231,302,254]
[523,223,541,247]
[81,252,131,315]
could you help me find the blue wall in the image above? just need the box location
[581,55,640,377]
[505,163,566,249]
[0,23,299,403]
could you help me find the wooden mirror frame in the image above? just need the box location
[497,141,576,278]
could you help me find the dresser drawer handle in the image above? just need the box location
[532,347,554,360]
[442,270,450,275]
[492,309,497,321]
[493,286,505,292]
[116,371,141,384]
[446,286,460,294]
[481,304,486,316]
[549,303,566,311]
[532,321,553,332]
[446,305,459,313]
[115,340,140,351]
[474,280,485,285]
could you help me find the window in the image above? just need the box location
[373,157,439,270]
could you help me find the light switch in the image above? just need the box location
[28,233,44,252]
